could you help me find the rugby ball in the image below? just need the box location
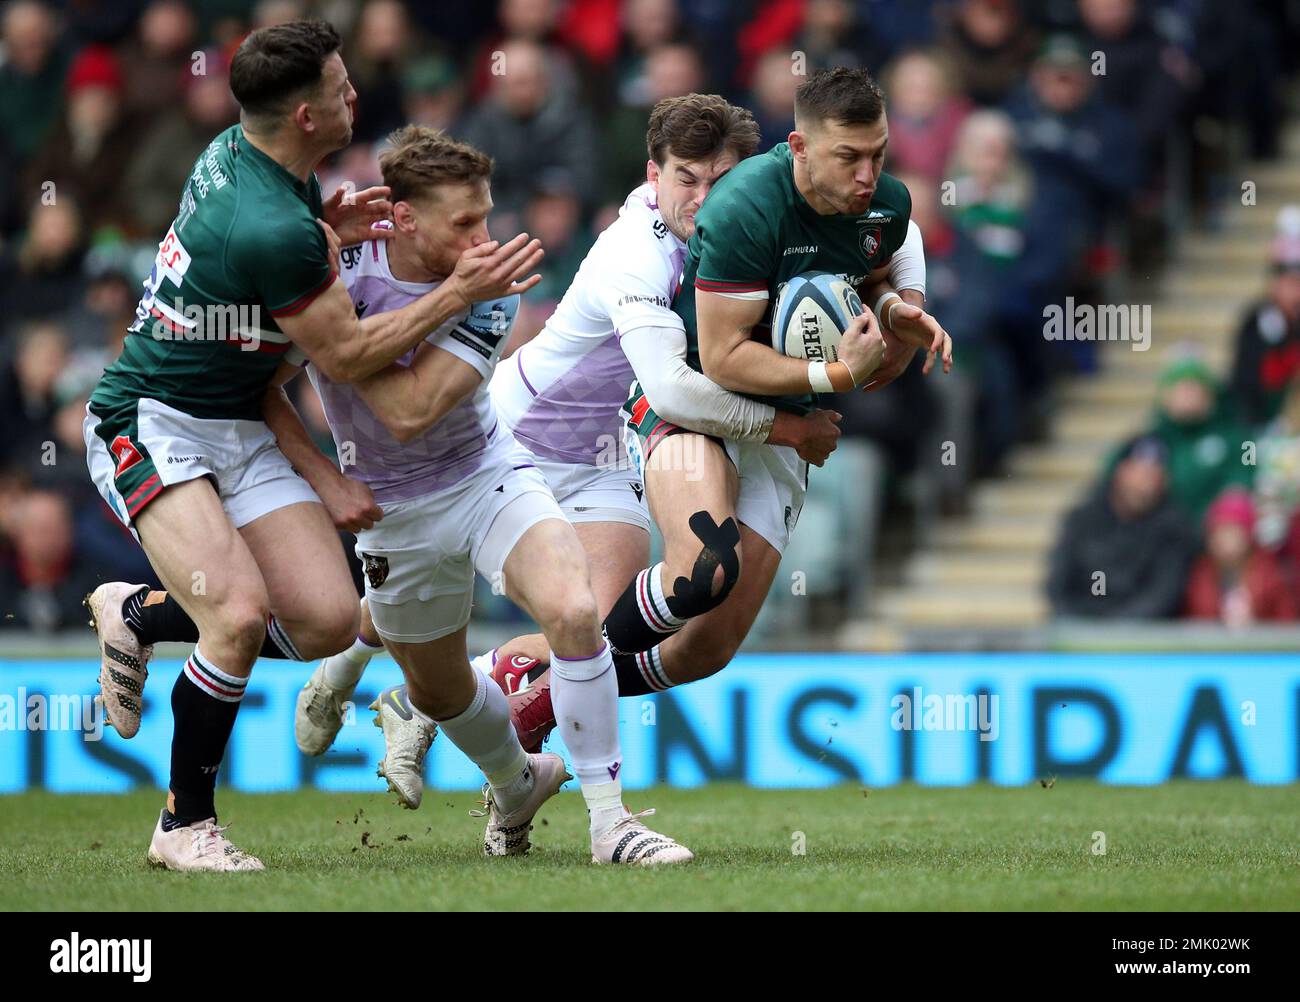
[770,271,864,363]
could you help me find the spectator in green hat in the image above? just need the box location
[1136,355,1255,523]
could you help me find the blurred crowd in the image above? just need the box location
[1049,209,1300,627]
[1,0,1297,632]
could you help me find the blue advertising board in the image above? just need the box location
[1,653,1296,792]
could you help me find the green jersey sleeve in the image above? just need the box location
[233,212,334,320]
[692,186,777,297]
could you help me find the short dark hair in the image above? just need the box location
[794,67,885,129]
[230,19,341,121]
[379,125,493,203]
[646,93,761,167]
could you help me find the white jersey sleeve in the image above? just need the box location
[490,184,688,466]
[600,228,686,338]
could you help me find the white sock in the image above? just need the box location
[323,634,382,691]
[550,642,623,835]
[425,670,531,812]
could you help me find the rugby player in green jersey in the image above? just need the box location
[600,67,952,692]
[81,20,542,871]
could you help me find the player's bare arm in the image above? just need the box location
[278,233,542,383]
[260,371,382,532]
[351,343,484,443]
[697,288,884,395]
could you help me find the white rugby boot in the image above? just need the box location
[477,752,570,857]
[84,582,154,739]
[295,663,356,756]
[370,685,437,809]
[591,808,694,866]
[146,810,265,872]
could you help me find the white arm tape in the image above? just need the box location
[888,219,927,296]
[808,360,835,393]
[620,325,776,442]
[874,291,902,327]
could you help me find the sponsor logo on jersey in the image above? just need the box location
[617,293,671,309]
[360,552,389,589]
[858,225,882,260]
[783,245,819,256]
[652,219,669,239]
[166,454,202,464]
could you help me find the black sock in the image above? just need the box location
[122,589,199,647]
[123,589,304,661]
[169,650,246,824]
[612,649,670,696]
[160,808,199,832]
[602,566,683,655]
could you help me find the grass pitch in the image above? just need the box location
[1,781,1296,911]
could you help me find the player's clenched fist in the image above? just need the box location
[837,310,886,387]
[316,471,383,532]
[446,232,545,307]
[792,408,842,466]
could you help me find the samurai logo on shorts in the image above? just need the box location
[361,552,390,589]
[858,225,882,261]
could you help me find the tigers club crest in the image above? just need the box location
[361,552,389,589]
[859,225,882,260]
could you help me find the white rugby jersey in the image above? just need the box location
[490,183,687,466]
[306,235,519,503]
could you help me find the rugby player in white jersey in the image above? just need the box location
[276,125,691,863]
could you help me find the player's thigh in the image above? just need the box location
[500,515,601,648]
[664,523,782,683]
[382,623,475,720]
[645,432,740,578]
[237,500,360,656]
[134,476,269,641]
[572,520,650,617]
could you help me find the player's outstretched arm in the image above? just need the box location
[698,289,883,395]
[352,343,484,444]
[261,374,382,532]
[278,233,542,383]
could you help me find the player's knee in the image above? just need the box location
[215,596,269,658]
[313,593,361,658]
[662,512,742,620]
[537,590,601,652]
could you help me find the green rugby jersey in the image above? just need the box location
[673,142,911,414]
[91,124,333,421]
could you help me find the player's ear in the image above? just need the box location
[293,101,314,135]
[788,130,806,158]
[393,200,417,232]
